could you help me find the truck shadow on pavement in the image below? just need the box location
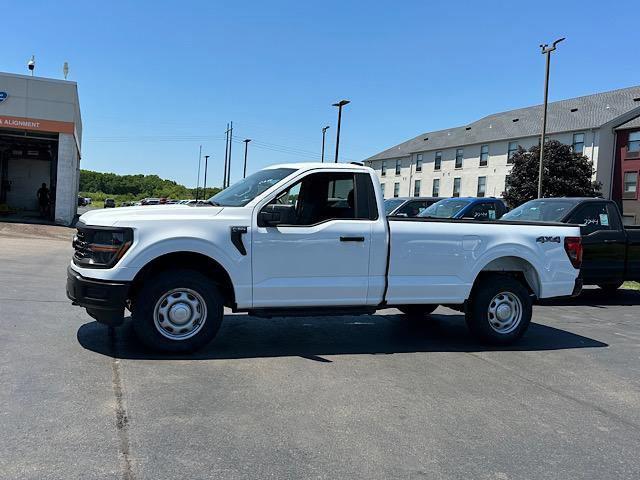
[540,287,640,307]
[77,312,608,362]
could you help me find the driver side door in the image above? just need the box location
[251,171,376,308]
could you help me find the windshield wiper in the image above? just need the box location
[206,200,221,206]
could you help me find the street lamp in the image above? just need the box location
[243,139,251,178]
[203,155,210,198]
[332,100,350,163]
[537,37,565,198]
[321,126,330,163]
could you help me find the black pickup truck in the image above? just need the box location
[502,198,640,291]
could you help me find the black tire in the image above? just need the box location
[131,269,224,353]
[465,274,532,346]
[398,304,438,319]
[597,281,623,293]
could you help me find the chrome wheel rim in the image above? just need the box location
[153,288,207,340]
[487,291,522,334]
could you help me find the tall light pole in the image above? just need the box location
[196,145,202,200]
[223,123,230,189]
[321,126,330,163]
[227,121,233,187]
[203,155,210,198]
[243,139,251,178]
[332,100,350,163]
[537,37,565,198]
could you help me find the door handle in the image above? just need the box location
[603,239,620,244]
[340,236,365,242]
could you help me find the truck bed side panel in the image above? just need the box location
[386,218,580,304]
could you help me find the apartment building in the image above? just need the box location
[365,86,640,222]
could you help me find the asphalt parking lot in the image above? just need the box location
[1,223,639,480]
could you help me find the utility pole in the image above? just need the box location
[203,155,210,198]
[321,126,330,163]
[227,121,234,187]
[332,100,350,163]
[223,123,230,189]
[243,139,251,178]
[537,37,565,198]
[195,145,202,200]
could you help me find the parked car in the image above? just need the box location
[67,163,581,353]
[502,198,640,291]
[103,198,116,208]
[418,197,508,221]
[385,197,443,217]
[78,196,87,207]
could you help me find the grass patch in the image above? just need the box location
[622,281,640,291]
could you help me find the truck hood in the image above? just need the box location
[79,205,224,227]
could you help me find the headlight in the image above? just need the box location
[73,224,133,268]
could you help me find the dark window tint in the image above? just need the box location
[568,203,612,235]
[396,200,429,217]
[466,202,499,221]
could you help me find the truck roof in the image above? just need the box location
[265,162,371,172]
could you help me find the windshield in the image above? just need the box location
[419,198,471,218]
[502,199,579,222]
[207,168,296,207]
[384,198,405,214]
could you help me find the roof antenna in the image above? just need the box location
[63,62,69,80]
[27,55,35,76]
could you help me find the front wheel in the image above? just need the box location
[132,269,224,353]
[465,274,532,345]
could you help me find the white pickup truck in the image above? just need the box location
[67,163,583,352]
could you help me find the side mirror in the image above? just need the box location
[258,204,297,227]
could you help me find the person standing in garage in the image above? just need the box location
[37,183,50,218]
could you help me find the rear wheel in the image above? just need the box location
[597,281,623,293]
[132,269,224,353]
[465,274,532,345]
[398,304,438,319]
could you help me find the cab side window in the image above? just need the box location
[568,203,611,235]
[396,200,427,217]
[269,172,375,226]
[468,202,498,220]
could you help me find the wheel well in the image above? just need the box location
[477,256,541,298]
[129,252,236,308]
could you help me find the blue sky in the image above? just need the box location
[3,0,639,188]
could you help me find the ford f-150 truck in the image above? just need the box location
[67,163,583,352]
[502,197,640,290]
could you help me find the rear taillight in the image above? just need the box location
[564,236,583,269]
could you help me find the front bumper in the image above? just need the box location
[66,266,130,326]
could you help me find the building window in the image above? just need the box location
[381,161,386,177]
[453,177,461,197]
[507,141,519,164]
[395,159,401,175]
[480,145,489,167]
[416,154,423,172]
[629,131,640,152]
[623,171,638,198]
[414,179,421,197]
[434,151,442,171]
[504,174,511,193]
[432,178,440,197]
[381,183,385,196]
[455,148,463,168]
[393,182,400,197]
[477,176,486,197]
[572,133,585,154]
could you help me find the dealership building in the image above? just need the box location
[0,71,82,225]
[364,85,640,224]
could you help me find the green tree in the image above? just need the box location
[504,140,600,207]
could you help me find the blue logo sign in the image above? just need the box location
[0,91,7,103]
